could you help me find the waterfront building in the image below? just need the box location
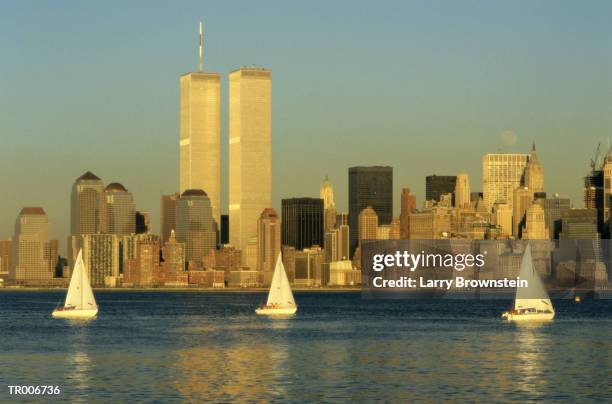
[81,233,120,287]
[179,25,221,226]
[524,143,544,193]
[229,67,272,258]
[513,187,533,238]
[349,166,393,255]
[399,187,417,239]
[176,189,216,262]
[161,192,180,243]
[281,198,324,250]
[11,208,57,285]
[425,175,456,203]
[105,182,135,237]
[257,208,280,272]
[358,206,378,244]
[482,153,529,211]
[454,173,471,208]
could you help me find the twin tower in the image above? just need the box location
[179,24,271,256]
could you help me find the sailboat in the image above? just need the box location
[502,244,554,321]
[256,253,297,315]
[52,249,98,319]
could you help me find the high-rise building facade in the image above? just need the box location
[544,195,570,239]
[281,198,324,251]
[320,175,337,233]
[358,206,379,244]
[176,189,217,263]
[425,175,456,203]
[81,233,120,287]
[348,166,393,255]
[0,239,11,278]
[179,70,221,227]
[161,192,180,243]
[522,203,549,240]
[482,153,529,211]
[229,67,272,258]
[524,144,544,193]
[105,182,135,237]
[257,208,281,272]
[399,187,417,239]
[454,173,471,208]
[11,208,57,285]
[513,187,533,238]
[71,171,106,235]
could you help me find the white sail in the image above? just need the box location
[266,253,296,308]
[514,244,553,312]
[65,249,97,310]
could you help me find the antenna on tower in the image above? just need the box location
[198,21,204,71]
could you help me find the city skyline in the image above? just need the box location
[2,1,612,250]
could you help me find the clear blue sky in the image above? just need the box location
[1,1,611,252]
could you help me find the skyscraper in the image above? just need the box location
[320,175,337,233]
[482,153,529,211]
[358,207,378,244]
[229,67,272,259]
[522,203,549,240]
[81,233,120,287]
[105,182,135,237]
[513,187,533,238]
[454,173,471,208]
[176,189,217,263]
[544,194,570,239]
[161,192,180,243]
[348,166,393,255]
[524,143,544,193]
[71,171,106,235]
[11,208,57,285]
[257,208,281,272]
[425,175,456,203]
[179,24,221,226]
[399,187,417,239]
[281,198,324,251]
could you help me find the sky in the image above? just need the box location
[1,1,611,253]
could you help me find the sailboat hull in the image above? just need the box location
[255,307,297,316]
[51,308,98,319]
[501,311,554,321]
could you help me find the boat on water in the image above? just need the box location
[256,253,297,316]
[502,244,554,321]
[52,249,98,319]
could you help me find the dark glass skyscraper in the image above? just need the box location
[281,198,324,251]
[348,166,393,256]
[425,175,456,202]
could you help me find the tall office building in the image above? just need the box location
[493,202,513,237]
[482,153,529,211]
[81,233,120,287]
[399,187,417,239]
[257,208,281,272]
[281,198,324,251]
[161,192,180,243]
[524,143,544,193]
[522,203,549,240]
[0,239,11,278]
[348,166,393,255]
[179,24,221,226]
[513,187,533,238]
[454,173,471,208]
[425,175,456,203]
[320,175,337,233]
[544,195,570,239]
[105,183,135,237]
[229,67,272,258]
[11,208,57,285]
[176,189,217,262]
[358,206,379,244]
[71,171,106,235]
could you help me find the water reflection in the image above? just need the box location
[513,323,550,400]
[173,321,289,401]
[65,322,93,400]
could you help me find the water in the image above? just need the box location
[1,291,610,402]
